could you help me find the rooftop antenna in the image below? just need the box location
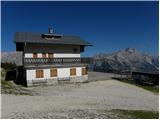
[48,24,53,34]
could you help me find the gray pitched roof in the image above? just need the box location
[14,32,92,46]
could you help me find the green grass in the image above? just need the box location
[113,78,159,94]
[1,80,36,95]
[111,109,159,119]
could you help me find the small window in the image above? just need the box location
[48,53,53,58]
[73,48,78,53]
[33,53,37,58]
[50,68,57,77]
[70,68,76,76]
[42,53,46,58]
[36,70,43,78]
[82,67,88,75]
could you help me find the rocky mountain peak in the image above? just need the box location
[93,48,159,73]
[124,48,138,53]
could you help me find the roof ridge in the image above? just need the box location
[14,32,92,46]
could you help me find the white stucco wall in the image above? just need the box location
[25,53,33,58]
[58,68,70,78]
[37,53,42,58]
[26,67,85,81]
[24,53,80,58]
[76,67,82,76]
[54,53,80,58]
[27,69,35,80]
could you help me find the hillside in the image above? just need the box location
[93,48,159,73]
[1,52,23,66]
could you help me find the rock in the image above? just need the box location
[93,48,158,73]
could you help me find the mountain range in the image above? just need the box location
[93,48,159,73]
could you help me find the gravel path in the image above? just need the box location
[88,71,114,80]
[2,78,158,119]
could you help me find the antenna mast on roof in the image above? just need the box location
[48,24,53,34]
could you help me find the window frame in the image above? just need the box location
[73,48,78,53]
[36,69,44,78]
[82,67,88,75]
[50,68,57,77]
[70,68,76,76]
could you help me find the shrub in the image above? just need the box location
[1,62,17,70]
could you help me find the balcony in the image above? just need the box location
[24,57,92,67]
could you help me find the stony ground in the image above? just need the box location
[1,72,159,119]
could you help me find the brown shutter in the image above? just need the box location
[40,70,44,78]
[42,53,46,58]
[50,68,57,77]
[36,70,39,78]
[82,68,85,75]
[82,67,88,75]
[48,53,53,58]
[33,53,37,58]
[36,70,43,78]
[70,68,76,76]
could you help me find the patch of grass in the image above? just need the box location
[114,78,159,94]
[111,109,159,119]
[1,80,36,96]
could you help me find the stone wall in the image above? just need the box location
[27,75,88,87]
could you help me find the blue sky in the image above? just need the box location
[1,1,159,56]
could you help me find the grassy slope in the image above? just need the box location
[111,109,159,119]
[113,78,159,94]
[1,80,36,95]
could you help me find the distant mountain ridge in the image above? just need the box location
[93,48,159,73]
[1,52,23,66]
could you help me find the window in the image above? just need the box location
[73,48,78,53]
[36,70,43,78]
[48,53,53,58]
[82,67,88,75]
[50,68,57,77]
[42,53,46,58]
[70,68,76,76]
[33,53,37,58]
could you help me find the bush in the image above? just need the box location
[1,62,17,70]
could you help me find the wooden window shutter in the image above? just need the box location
[50,68,57,77]
[42,53,46,58]
[48,53,53,58]
[40,70,43,78]
[70,68,76,76]
[33,53,37,58]
[82,67,88,75]
[36,70,43,78]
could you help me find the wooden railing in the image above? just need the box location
[24,57,92,66]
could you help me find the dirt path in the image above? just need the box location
[1,79,158,118]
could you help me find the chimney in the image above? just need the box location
[48,26,53,34]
